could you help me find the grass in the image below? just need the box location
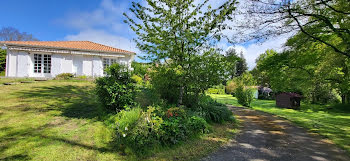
[0,80,237,161]
[209,94,350,155]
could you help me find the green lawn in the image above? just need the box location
[0,80,237,161]
[210,94,350,155]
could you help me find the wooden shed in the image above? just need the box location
[276,92,302,109]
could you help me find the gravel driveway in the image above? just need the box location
[202,106,350,161]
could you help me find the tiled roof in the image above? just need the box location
[0,41,135,54]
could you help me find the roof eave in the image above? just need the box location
[1,42,135,55]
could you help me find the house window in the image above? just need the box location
[43,55,51,73]
[34,54,42,73]
[34,54,51,74]
[103,58,118,74]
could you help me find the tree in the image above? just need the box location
[235,52,248,77]
[231,0,350,58]
[0,27,38,41]
[0,49,6,72]
[224,48,240,80]
[124,0,236,105]
[0,27,38,72]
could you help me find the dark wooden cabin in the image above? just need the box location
[276,93,302,109]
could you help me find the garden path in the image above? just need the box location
[202,106,350,161]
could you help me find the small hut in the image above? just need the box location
[276,92,302,109]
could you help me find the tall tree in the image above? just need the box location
[124,0,236,105]
[231,0,350,58]
[0,27,38,41]
[0,27,38,72]
[224,48,240,80]
[235,51,248,77]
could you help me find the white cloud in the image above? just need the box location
[225,34,291,70]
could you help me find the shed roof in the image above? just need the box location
[278,92,302,98]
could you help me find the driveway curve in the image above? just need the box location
[202,106,350,161]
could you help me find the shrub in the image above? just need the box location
[115,107,163,154]
[166,107,186,118]
[95,64,136,111]
[131,74,143,86]
[206,85,225,94]
[135,88,162,107]
[55,73,74,80]
[160,115,208,145]
[235,84,254,107]
[225,80,236,95]
[114,106,209,155]
[150,66,181,104]
[195,95,234,123]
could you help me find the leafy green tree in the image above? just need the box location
[124,0,236,105]
[0,49,6,72]
[235,0,350,58]
[235,52,248,77]
[224,48,240,80]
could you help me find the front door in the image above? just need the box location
[73,55,83,76]
[32,53,52,77]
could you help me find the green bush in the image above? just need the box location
[225,80,236,95]
[150,66,181,104]
[95,64,136,111]
[55,73,74,80]
[235,85,254,107]
[114,106,209,155]
[206,85,225,94]
[131,74,143,86]
[115,107,164,154]
[196,95,234,123]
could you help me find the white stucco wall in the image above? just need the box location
[51,54,62,77]
[17,51,30,77]
[82,55,93,76]
[92,56,103,77]
[5,49,134,78]
[7,50,17,77]
[61,54,73,74]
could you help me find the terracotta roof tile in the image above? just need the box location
[0,41,135,54]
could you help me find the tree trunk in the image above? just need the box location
[341,94,346,104]
[177,86,184,106]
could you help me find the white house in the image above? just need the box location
[0,41,135,78]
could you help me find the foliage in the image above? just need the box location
[235,0,350,58]
[115,107,164,154]
[124,0,236,105]
[234,73,255,107]
[195,95,234,123]
[235,52,248,77]
[166,107,186,118]
[224,48,240,79]
[0,49,6,72]
[54,73,74,80]
[235,85,254,107]
[114,106,209,155]
[150,66,181,104]
[135,88,163,108]
[206,85,225,95]
[95,64,136,112]
[131,61,151,77]
[131,74,143,86]
[225,80,236,95]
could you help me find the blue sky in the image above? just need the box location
[0,0,289,69]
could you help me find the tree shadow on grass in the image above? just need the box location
[12,85,109,120]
